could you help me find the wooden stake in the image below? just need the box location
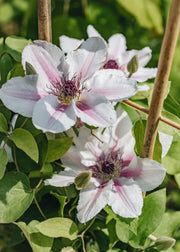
[38,0,52,42]
[141,0,180,159]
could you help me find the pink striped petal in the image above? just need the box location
[32,95,76,133]
[108,34,127,60]
[122,156,166,192]
[77,181,111,223]
[131,67,157,82]
[0,75,47,117]
[66,37,106,79]
[22,43,62,88]
[108,178,143,218]
[74,92,116,127]
[84,69,138,101]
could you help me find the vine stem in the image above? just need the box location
[38,0,52,42]
[123,100,180,130]
[141,0,180,159]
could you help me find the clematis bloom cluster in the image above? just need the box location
[45,106,166,223]
[0,37,138,133]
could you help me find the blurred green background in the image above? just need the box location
[0,0,179,104]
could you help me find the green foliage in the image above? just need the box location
[45,137,73,162]
[0,112,8,132]
[0,148,8,179]
[36,217,78,240]
[15,220,54,252]
[9,128,39,163]
[0,172,34,223]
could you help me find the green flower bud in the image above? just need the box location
[74,171,92,190]
[25,62,37,75]
[154,236,176,250]
[127,54,139,77]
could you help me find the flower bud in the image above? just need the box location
[25,62,37,75]
[74,171,92,190]
[127,54,139,77]
[60,247,75,252]
[154,236,176,250]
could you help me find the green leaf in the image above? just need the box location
[162,134,180,174]
[158,111,180,136]
[0,53,14,85]
[0,172,34,223]
[45,137,73,162]
[5,36,30,62]
[132,119,162,162]
[116,0,164,34]
[15,220,53,252]
[175,173,180,188]
[7,63,25,79]
[0,148,8,179]
[0,113,8,132]
[153,212,180,237]
[9,128,39,162]
[36,217,78,240]
[129,189,166,248]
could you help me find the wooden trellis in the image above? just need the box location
[37,0,180,161]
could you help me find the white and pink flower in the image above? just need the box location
[45,106,166,223]
[0,38,138,133]
[60,25,157,86]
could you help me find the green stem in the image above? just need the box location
[33,192,47,219]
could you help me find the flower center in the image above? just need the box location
[102,161,114,174]
[49,76,81,105]
[103,60,119,69]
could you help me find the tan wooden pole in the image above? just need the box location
[38,0,52,42]
[141,0,180,159]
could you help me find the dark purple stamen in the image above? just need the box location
[102,161,114,174]
[103,60,119,69]
[63,80,77,97]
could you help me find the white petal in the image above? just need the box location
[77,181,112,223]
[0,75,46,117]
[108,178,143,218]
[34,40,64,70]
[112,105,135,159]
[87,25,102,38]
[44,168,77,187]
[122,156,166,192]
[108,34,127,60]
[22,43,62,88]
[66,37,106,79]
[59,35,84,53]
[61,146,87,171]
[32,95,76,133]
[74,92,116,127]
[131,67,157,82]
[84,69,138,101]
[158,131,173,158]
[138,84,150,92]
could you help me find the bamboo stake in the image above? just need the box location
[38,0,52,42]
[123,100,180,130]
[141,0,180,159]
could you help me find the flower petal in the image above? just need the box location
[22,42,62,88]
[112,105,135,159]
[87,25,102,38]
[131,67,157,82]
[121,156,166,192]
[44,168,77,187]
[108,178,143,218]
[108,34,127,60]
[77,181,111,223]
[159,131,173,158]
[66,37,106,79]
[59,35,84,53]
[84,69,138,101]
[34,40,64,70]
[32,95,76,133]
[75,92,116,127]
[0,75,46,117]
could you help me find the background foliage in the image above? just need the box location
[0,0,180,251]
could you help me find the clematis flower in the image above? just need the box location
[60,25,157,86]
[0,38,138,133]
[45,106,166,223]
